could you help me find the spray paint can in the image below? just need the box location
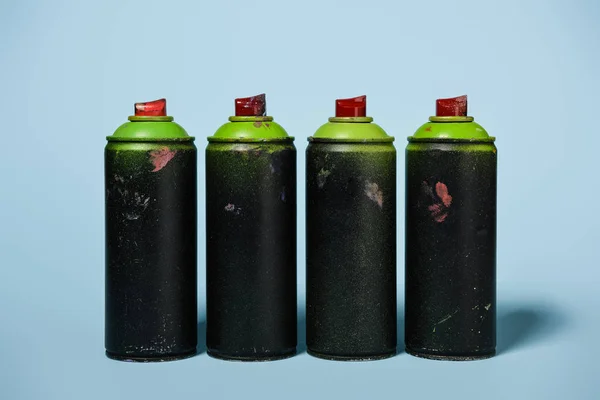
[405,95,497,360]
[306,96,397,360]
[206,94,297,361]
[105,99,197,361]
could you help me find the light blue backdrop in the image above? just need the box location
[1,0,598,399]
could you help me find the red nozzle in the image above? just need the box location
[235,93,266,116]
[335,95,366,117]
[436,95,467,117]
[134,98,167,116]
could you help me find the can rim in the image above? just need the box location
[308,137,395,143]
[128,116,174,122]
[228,116,274,122]
[207,137,295,143]
[407,136,496,143]
[106,136,195,142]
[327,117,374,123]
[428,116,474,123]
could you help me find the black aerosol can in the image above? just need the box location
[405,95,497,360]
[105,99,197,361]
[206,94,297,361]
[306,96,397,360]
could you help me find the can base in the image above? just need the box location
[105,349,197,363]
[406,347,495,361]
[307,348,396,362]
[207,347,296,362]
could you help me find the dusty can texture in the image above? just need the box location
[405,116,497,360]
[306,116,397,360]
[105,114,197,362]
[206,116,297,361]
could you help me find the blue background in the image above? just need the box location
[1,0,598,399]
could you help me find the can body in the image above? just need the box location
[105,140,197,361]
[306,142,397,360]
[206,141,297,360]
[405,141,497,360]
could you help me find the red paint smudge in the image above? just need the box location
[253,121,263,128]
[435,182,452,207]
[425,127,432,132]
[149,147,177,172]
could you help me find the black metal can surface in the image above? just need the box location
[206,94,297,361]
[105,99,197,362]
[405,96,497,360]
[306,96,397,360]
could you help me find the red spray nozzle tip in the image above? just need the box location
[335,95,366,117]
[436,95,468,117]
[235,93,266,116]
[134,98,167,116]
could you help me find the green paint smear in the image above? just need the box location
[208,117,293,142]
[406,142,496,153]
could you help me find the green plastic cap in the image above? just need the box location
[409,95,494,142]
[410,117,494,142]
[311,117,393,142]
[208,116,292,142]
[208,94,292,142]
[309,95,393,142]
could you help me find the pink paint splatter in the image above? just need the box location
[428,204,448,222]
[253,121,263,128]
[149,147,177,172]
[423,181,452,223]
[224,203,242,215]
[428,204,441,214]
[364,181,383,208]
[435,182,452,207]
